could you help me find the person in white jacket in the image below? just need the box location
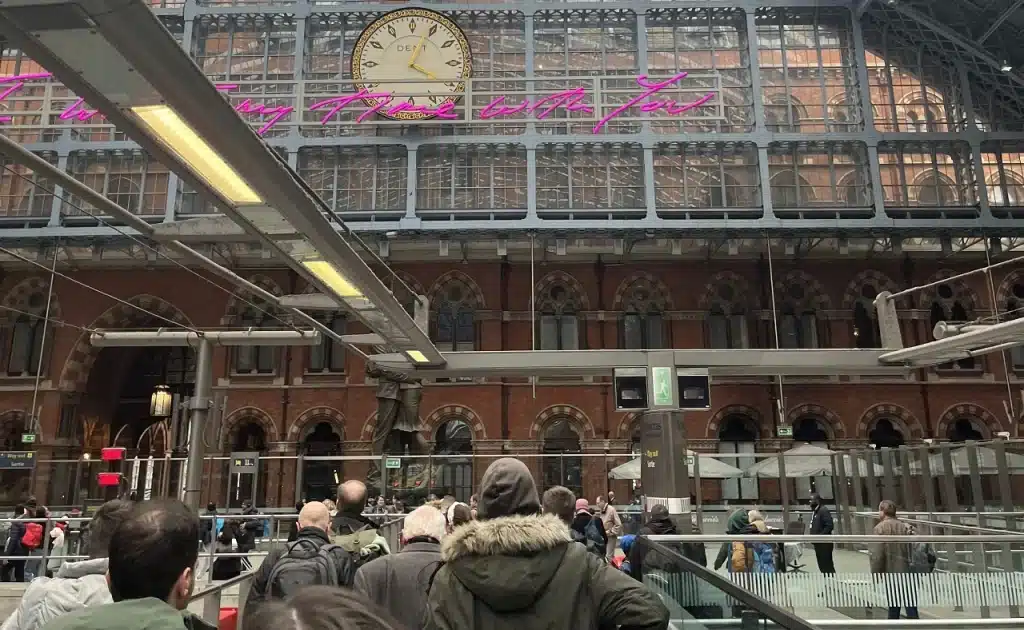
[0,500,133,630]
[46,522,66,578]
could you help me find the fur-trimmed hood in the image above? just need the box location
[438,513,574,612]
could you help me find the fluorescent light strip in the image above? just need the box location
[131,105,262,205]
[301,260,364,298]
[406,350,429,364]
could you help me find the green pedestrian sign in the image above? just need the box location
[21,433,35,444]
[385,457,402,469]
[651,366,674,407]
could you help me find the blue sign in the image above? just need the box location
[0,451,35,470]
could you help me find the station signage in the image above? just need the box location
[0,71,717,136]
[0,451,36,470]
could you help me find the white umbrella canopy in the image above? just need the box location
[904,445,1024,475]
[743,443,884,478]
[607,451,744,480]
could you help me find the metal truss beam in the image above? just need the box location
[368,349,910,378]
[90,329,321,347]
[879,316,1024,366]
[978,0,1024,45]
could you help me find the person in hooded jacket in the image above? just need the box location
[2,505,29,583]
[424,458,669,630]
[713,509,758,572]
[627,504,705,583]
[570,499,607,559]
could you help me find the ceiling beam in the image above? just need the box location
[977,0,1024,45]
[855,0,873,19]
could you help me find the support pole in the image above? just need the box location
[184,337,213,509]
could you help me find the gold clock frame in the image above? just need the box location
[350,8,473,122]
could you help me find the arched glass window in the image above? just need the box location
[434,280,476,352]
[229,420,267,508]
[947,417,985,442]
[718,415,758,501]
[542,419,583,499]
[764,95,806,132]
[620,279,667,350]
[868,418,905,449]
[852,283,882,349]
[792,417,832,500]
[302,422,342,502]
[770,170,816,208]
[928,281,976,370]
[2,291,48,377]
[776,282,821,349]
[308,313,347,374]
[915,171,957,207]
[537,285,580,351]
[234,307,279,374]
[434,419,473,503]
[988,173,1024,207]
[903,100,941,133]
[706,282,748,349]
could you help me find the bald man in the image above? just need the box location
[245,501,354,606]
[333,479,380,537]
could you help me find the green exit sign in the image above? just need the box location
[21,433,35,444]
[385,457,402,469]
[777,426,793,438]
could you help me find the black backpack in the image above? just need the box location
[266,539,346,598]
[571,519,605,559]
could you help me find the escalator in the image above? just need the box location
[634,536,820,630]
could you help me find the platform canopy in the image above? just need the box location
[608,452,744,480]
[743,443,884,478]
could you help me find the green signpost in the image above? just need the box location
[651,366,674,407]
[385,457,402,469]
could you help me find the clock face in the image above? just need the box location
[351,9,473,121]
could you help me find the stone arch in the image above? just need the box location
[616,412,640,439]
[287,406,346,442]
[221,274,285,325]
[921,269,978,313]
[611,272,674,311]
[774,270,833,311]
[786,403,845,440]
[699,271,753,310]
[0,276,63,324]
[857,403,924,440]
[996,269,1024,307]
[58,295,194,392]
[530,404,596,439]
[0,410,26,446]
[423,404,487,440]
[706,404,767,439]
[534,271,591,310]
[427,271,486,310]
[842,270,901,310]
[935,403,1002,440]
[222,406,280,449]
[395,271,426,297]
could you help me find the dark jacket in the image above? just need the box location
[245,527,351,607]
[714,509,757,570]
[41,597,216,630]
[199,512,215,546]
[237,508,261,551]
[5,515,26,557]
[810,504,834,536]
[332,511,379,536]
[353,539,442,630]
[424,513,669,630]
[628,514,705,581]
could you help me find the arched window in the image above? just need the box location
[770,169,816,208]
[776,281,822,349]
[837,170,870,207]
[718,415,758,501]
[914,171,957,207]
[308,312,346,374]
[434,418,473,503]
[619,278,668,350]
[927,280,976,370]
[947,417,985,442]
[987,172,1024,207]
[234,306,280,374]
[792,417,832,500]
[2,290,49,377]
[852,283,882,349]
[434,280,477,352]
[0,413,29,505]
[706,281,749,349]
[764,95,806,132]
[1004,282,1024,369]
[301,422,342,502]
[537,285,580,350]
[903,100,941,133]
[868,418,905,449]
[230,420,267,508]
[542,419,583,499]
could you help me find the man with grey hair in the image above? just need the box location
[353,505,445,629]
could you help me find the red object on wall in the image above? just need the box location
[101,447,126,462]
[219,608,238,630]
[96,472,122,487]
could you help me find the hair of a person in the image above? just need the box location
[748,509,765,522]
[448,502,472,528]
[337,480,368,513]
[107,499,200,603]
[879,499,897,518]
[242,585,405,630]
[541,486,576,524]
[34,506,47,519]
[206,502,216,511]
[403,505,446,541]
[597,495,606,503]
[86,499,134,559]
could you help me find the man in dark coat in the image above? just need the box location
[353,505,445,628]
[424,458,669,630]
[809,492,835,575]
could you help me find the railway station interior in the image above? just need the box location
[0,0,1022,626]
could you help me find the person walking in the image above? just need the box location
[871,500,918,620]
[597,495,623,562]
[809,493,835,575]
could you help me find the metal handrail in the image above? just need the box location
[648,534,1024,543]
[636,536,819,630]
[187,569,255,625]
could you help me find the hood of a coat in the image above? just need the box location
[750,519,769,533]
[726,509,750,534]
[14,559,112,630]
[476,458,541,519]
[441,513,571,612]
[644,516,677,535]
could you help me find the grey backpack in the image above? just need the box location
[266,539,344,598]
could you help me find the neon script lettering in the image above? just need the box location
[0,71,715,134]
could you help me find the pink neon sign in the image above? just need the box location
[0,71,715,134]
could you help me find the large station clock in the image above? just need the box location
[351,8,473,121]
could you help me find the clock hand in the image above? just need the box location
[411,64,437,80]
[407,34,428,67]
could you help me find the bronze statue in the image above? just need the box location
[367,361,429,456]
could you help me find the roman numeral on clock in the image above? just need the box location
[445,59,461,67]
[369,40,383,49]
[363,60,379,68]
[441,40,455,49]
[387,24,396,37]
[429,24,438,36]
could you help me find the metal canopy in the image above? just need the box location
[0,0,444,366]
